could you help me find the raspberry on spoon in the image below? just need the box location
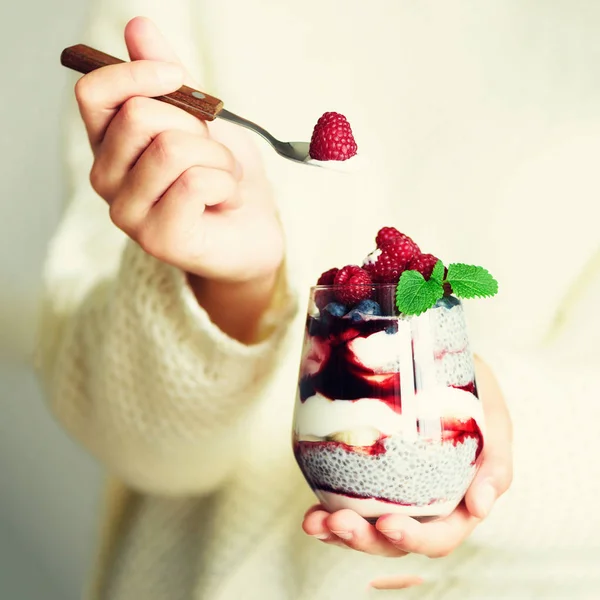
[309,112,358,161]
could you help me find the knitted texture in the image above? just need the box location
[41,237,296,496]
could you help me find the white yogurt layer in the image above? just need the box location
[296,393,405,439]
[316,490,458,519]
[412,386,486,438]
[348,329,405,373]
[295,387,484,441]
[345,309,472,387]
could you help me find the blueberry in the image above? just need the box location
[321,302,347,319]
[354,300,382,316]
[435,295,461,309]
[346,299,382,321]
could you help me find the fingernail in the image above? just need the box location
[476,482,496,517]
[156,62,183,86]
[312,533,330,540]
[379,529,403,542]
[331,530,353,541]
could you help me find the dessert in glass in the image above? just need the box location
[292,226,497,522]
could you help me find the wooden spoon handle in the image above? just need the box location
[60,44,224,121]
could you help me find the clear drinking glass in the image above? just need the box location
[292,284,485,522]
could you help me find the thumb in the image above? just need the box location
[124,17,195,85]
[123,16,251,171]
[465,448,512,519]
[464,356,513,519]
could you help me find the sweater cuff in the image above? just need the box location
[118,240,298,387]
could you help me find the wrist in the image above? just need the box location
[186,270,280,344]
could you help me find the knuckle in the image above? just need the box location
[108,199,137,238]
[221,146,235,172]
[136,225,153,254]
[74,75,93,106]
[178,168,204,196]
[220,171,237,197]
[118,96,149,129]
[89,162,107,198]
[217,144,237,173]
[137,226,168,262]
[181,168,236,204]
[108,200,126,229]
[151,130,182,166]
[181,167,227,199]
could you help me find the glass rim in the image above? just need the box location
[311,283,399,290]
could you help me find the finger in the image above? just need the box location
[119,164,238,260]
[125,17,182,62]
[124,17,233,149]
[125,17,195,86]
[125,17,202,100]
[325,510,407,557]
[92,96,207,200]
[376,504,479,558]
[304,504,325,519]
[136,165,241,264]
[370,575,424,590]
[303,508,332,540]
[465,356,513,518]
[110,131,238,231]
[302,508,343,545]
[132,167,210,264]
[75,60,184,150]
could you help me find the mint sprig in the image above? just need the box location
[395,260,445,316]
[395,259,498,316]
[445,263,498,299]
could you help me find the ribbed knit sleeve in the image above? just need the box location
[38,225,296,496]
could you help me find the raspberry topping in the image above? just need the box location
[333,265,372,304]
[408,253,439,280]
[311,224,498,316]
[386,237,419,267]
[362,237,419,283]
[375,226,402,248]
[309,112,358,161]
[317,268,339,285]
[315,267,340,309]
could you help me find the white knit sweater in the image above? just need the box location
[38,1,600,598]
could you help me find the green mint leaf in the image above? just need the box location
[446,263,498,299]
[430,259,445,285]
[395,270,444,316]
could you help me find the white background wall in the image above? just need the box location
[0,1,102,599]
